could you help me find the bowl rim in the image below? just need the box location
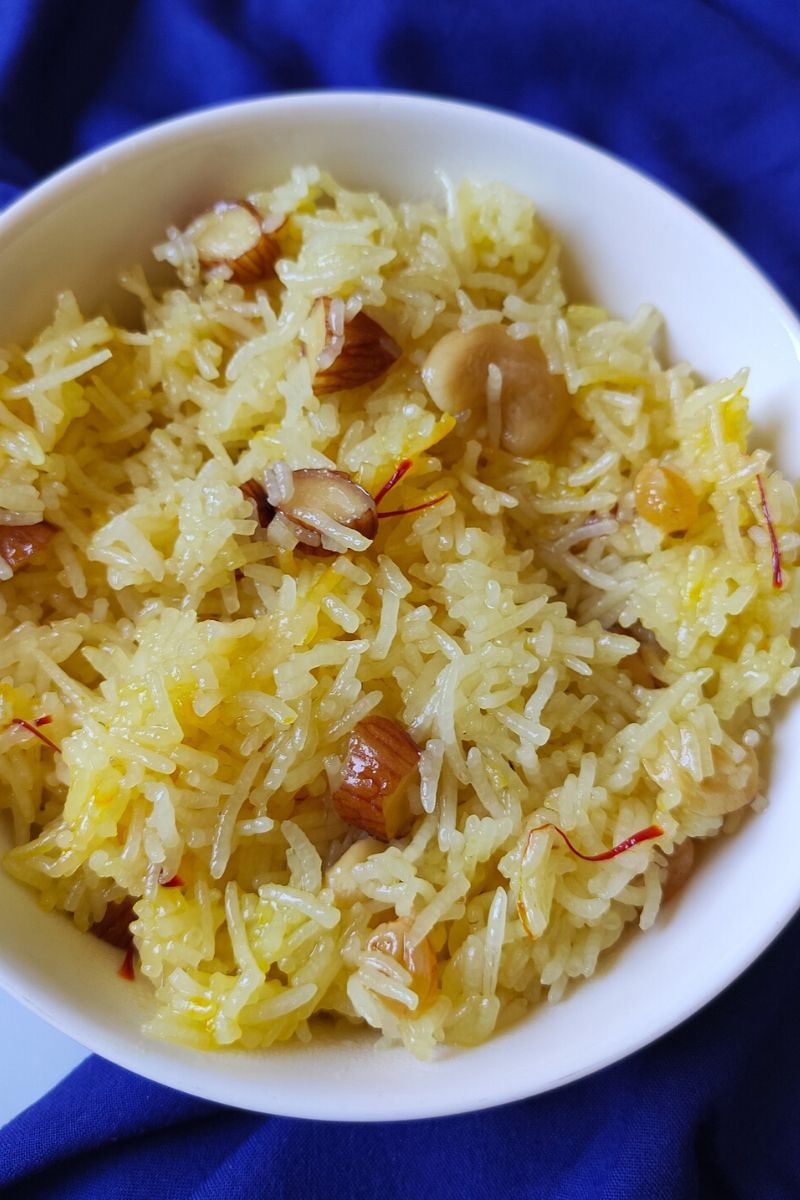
[2,88,800,1122]
[4,86,799,324]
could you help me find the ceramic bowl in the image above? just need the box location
[1,91,799,1121]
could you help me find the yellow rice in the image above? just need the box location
[1,165,798,1058]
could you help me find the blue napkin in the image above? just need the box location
[1,2,799,1196]
[2,916,800,1199]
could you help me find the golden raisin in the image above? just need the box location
[634,462,698,533]
[367,917,439,1012]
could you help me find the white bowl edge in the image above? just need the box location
[1,91,799,1121]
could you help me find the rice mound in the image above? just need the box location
[1,166,798,1059]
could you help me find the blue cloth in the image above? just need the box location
[2,917,800,1199]
[1,1,799,1196]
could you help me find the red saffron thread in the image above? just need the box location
[161,875,184,888]
[10,717,60,752]
[524,821,664,863]
[118,945,136,981]
[34,714,54,727]
[377,492,449,519]
[756,474,783,589]
[373,458,413,506]
[516,822,663,940]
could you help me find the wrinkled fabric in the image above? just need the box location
[1,0,799,307]
[2,914,800,1199]
[0,1,799,1196]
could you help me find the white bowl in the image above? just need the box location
[2,91,800,1122]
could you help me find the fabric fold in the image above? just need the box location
[2,911,800,1199]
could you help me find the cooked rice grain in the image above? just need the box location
[1,168,799,1059]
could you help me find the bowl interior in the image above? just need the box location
[1,92,800,1121]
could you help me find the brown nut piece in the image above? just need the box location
[421,325,570,457]
[303,298,400,395]
[90,897,135,950]
[240,478,276,528]
[613,623,666,690]
[0,520,58,572]
[186,200,282,282]
[333,716,420,841]
[278,468,378,549]
[367,917,439,1012]
[634,462,699,534]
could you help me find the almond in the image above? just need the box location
[303,298,400,395]
[240,478,275,527]
[333,716,420,841]
[0,520,57,572]
[91,897,135,950]
[187,200,283,282]
[278,468,378,551]
[422,324,570,457]
[613,623,666,690]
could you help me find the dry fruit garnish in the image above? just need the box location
[634,462,699,534]
[333,716,420,841]
[186,199,283,282]
[276,468,378,552]
[422,324,571,456]
[303,298,400,395]
[367,917,439,1012]
[0,521,57,572]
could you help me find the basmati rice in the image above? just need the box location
[1,167,798,1059]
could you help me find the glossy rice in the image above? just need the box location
[1,166,799,1058]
